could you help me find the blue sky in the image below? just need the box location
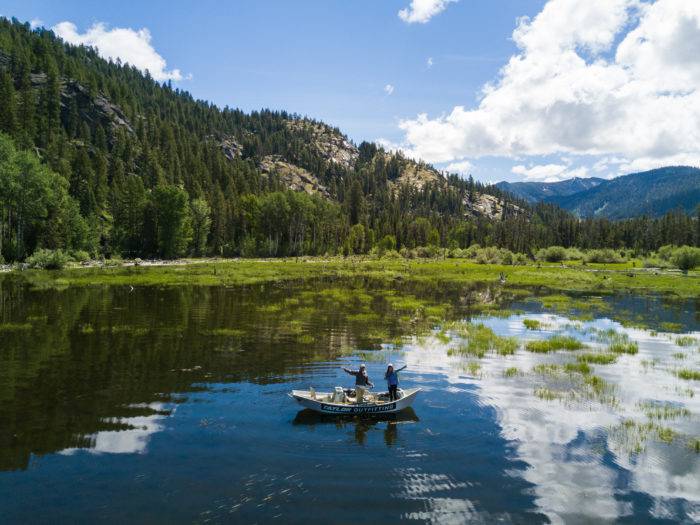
[5,1,700,184]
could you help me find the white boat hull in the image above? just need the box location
[290,388,420,415]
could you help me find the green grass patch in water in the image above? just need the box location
[676,369,700,381]
[523,319,542,330]
[503,367,520,378]
[526,335,585,353]
[675,336,697,347]
[638,401,691,420]
[577,352,618,365]
[660,322,683,333]
[447,322,518,357]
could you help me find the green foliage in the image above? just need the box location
[536,246,567,262]
[150,185,193,259]
[25,248,70,270]
[585,249,623,264]
[671,246,700,272]
[190,198,212,257]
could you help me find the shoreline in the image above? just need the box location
[1,257,697,298]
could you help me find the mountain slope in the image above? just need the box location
[549,167,700,219]
[496,177,605,203]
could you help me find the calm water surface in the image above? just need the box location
[0,277,698,524]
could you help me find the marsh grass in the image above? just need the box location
[503,367,520,378]
[15,258,700,298]
[638,401,691,420]
[446,322,519,357]
[0,322,32,332]
[676,369,700,381]
[526,335,585,353]
[671,352,686,359]
[523,319,542,330]
[609,419,678,453]
[577,352,618,365]
[675,336,697,347]
[535,387,564,401]
[660,322,683,333]
[201,328,245,337]
[597,329,639,354]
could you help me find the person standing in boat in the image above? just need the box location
[384,363,407,401]
[341,364,374,390]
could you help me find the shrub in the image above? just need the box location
[584,249,622,263]
[25,249,71,270]
[376,235,397,256]
[671,246,700,272]
[564,247,585,260]
[536,246,567,262]
[70,250,91,263]
[381,249,402,259]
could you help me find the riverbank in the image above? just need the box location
[3,257,698,298]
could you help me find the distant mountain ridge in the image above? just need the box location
[497,167,700,219]
[496,177,606,203]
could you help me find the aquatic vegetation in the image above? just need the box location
[576,352,618,365]
[608,340,639,354]
[534,387,564,401]
[464,361,481,377]
[660,322,683,333]
[690,439,700,453]
[638,401,691,420]
[503,367,520,378]
[532,364,562,376]
[676,369,700,381]
[671,352,686,359]
[257,304,283,313]
[675,336,697,347]
[435,331,451,344]
[564,362,591,375]
[201,328,245,337]
[522,319,541,330]
[597,329,639,354]
[79,324,95,334]
[296,334,315,344]
[15,258,700,299]
[109,325,150,336]
[0,322,33,332]
[609,419,678,454]
[526,335,585,353]
[447,322,519,357]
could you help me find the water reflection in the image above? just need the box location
[0,275,698,523]
[292,408,420,446]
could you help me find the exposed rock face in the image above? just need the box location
[467,193,524,220]
[25,70,134,134]
[285,119,358,169]
[218,135,243,160]
[260,155,330,198]
[391,160,444,191]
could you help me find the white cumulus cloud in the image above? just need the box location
[397,0,700,175]
[53,21,187,82]
[444,160,474,176]
[511,163,588,182]
[384,84,395,95]
[427,57,434,68]
[29,18,43,29]
[399,0,458,24]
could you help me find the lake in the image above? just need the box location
[0,275,698,523]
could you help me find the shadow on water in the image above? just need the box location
[293,407,420,446]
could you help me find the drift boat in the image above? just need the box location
[289,386,420,415]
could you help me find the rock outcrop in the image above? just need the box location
[260,155,330,198]
[285,120,359,169]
